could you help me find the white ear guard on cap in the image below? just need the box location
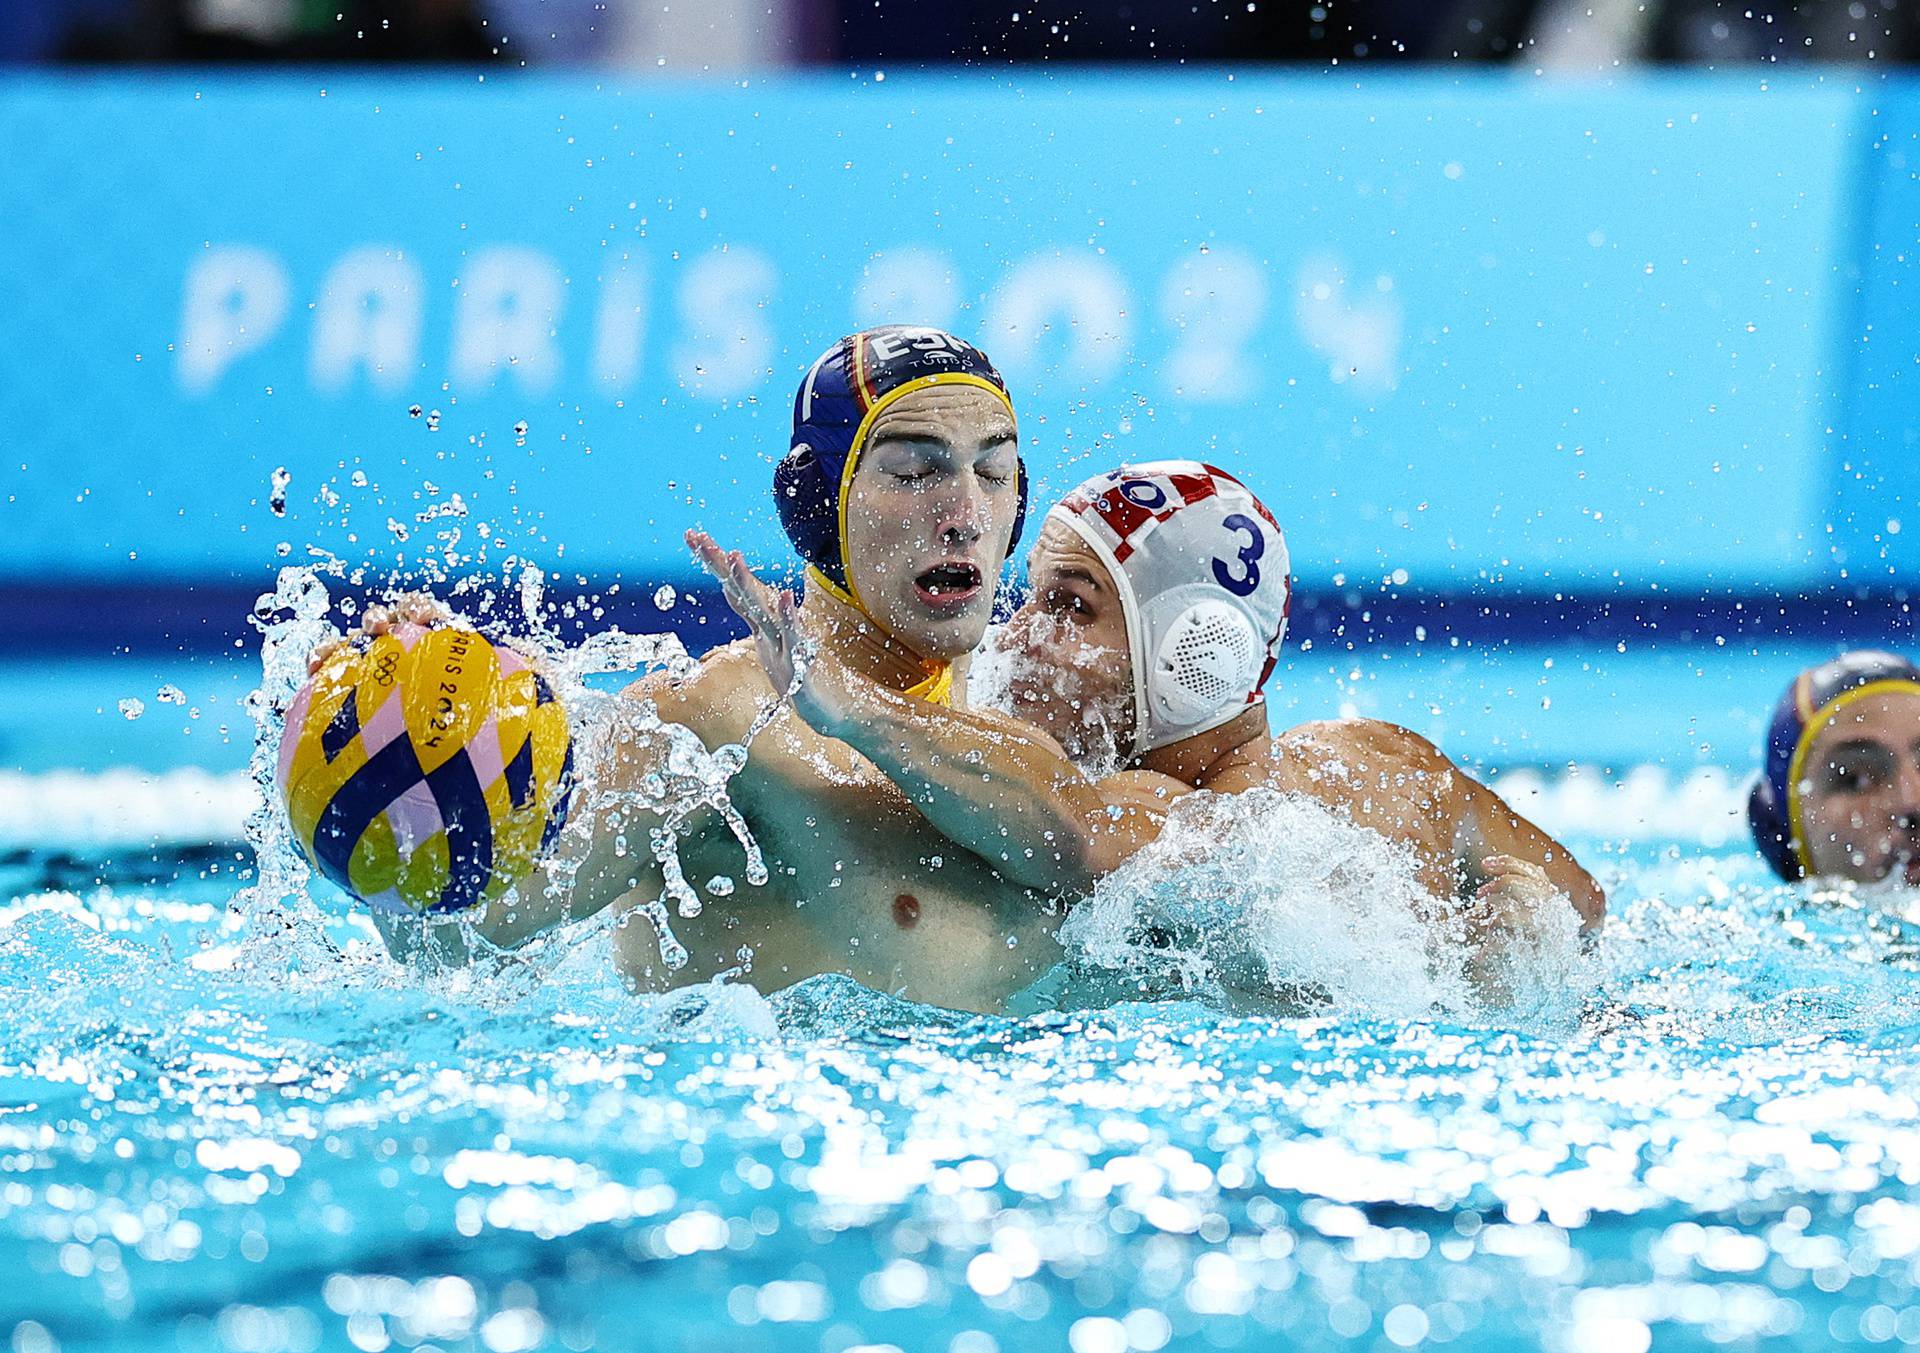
[1047,460,1291,759]
[1141,586,1267,730]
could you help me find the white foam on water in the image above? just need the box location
[1057,786,1594,1026]
[1061,787,1467,1015]
[0,767,252,849]
[1490,764,1747,847]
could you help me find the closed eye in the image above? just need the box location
[976,440,1017,486]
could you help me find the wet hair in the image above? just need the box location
[1749,649,1920,880]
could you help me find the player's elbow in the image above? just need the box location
[1050,801,1154,894]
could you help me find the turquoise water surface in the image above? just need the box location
[6,639,1920,1352]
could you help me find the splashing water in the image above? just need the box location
[969,619,1131,777]
[23,617,1920,1350]
[237,561,773,981]
[1057,788,1533,1019]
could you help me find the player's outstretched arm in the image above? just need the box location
[305,601,704,965]
[1279,718,1604,926]
[690,530,1186,896]
[477,677,693,947]
[810,671,1182,895]
[1276,719,1604,1004]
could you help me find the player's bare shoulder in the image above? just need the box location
[1272,718,1461,816]
[612,639,768,751]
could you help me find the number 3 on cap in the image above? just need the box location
[1211,513,1264,597]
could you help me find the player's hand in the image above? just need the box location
[687,529,860,734]
[306,591,453,675]
[1462,854,1572,1009]
[1474,854,1557,913]
[1466,853,1560,961]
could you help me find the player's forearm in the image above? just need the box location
[825,687,1119,892]
[366,832,649,967]
[371,722,674,964]
[491,766,683,947]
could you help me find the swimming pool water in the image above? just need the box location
[7,644,1920,1353]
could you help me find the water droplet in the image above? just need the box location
[118,698,145,720]
[705,875,735,897]
[156,684,186,705]
[654,584,678,611]
[408,404,423,419]
[268,466,291,517]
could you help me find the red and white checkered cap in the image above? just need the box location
[1048,461,1291,755]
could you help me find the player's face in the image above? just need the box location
[841,385,1020,663]
[1798,689,1920,885]
[993,517,1137,766]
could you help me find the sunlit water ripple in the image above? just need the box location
[10,820,1920,1352]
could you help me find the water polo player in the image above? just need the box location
[320,325,1084,1011]
[699,460,1606,999]
[1749,650,1920,886]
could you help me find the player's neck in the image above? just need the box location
[801,588,945,693]
[1133,705,1272,786]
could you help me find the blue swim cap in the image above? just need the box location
[774,325,1026,607]
[1749,649,1920,879]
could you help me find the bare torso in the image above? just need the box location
[606,645,1061,1011]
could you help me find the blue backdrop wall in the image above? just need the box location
[1,70,1912,612]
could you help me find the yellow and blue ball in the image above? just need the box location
[276,624,573,914]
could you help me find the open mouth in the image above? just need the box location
[913,561,984,611]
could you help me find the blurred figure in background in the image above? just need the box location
[35,0,801,66]
[1750,651,1920,887]
[820,0,1920,66]
[54,0,503,61]
[11,0,1917,66]
[1528,0,1920,68]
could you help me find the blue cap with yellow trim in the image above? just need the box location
[774,325,1027,607]
[1749,649,1920,879]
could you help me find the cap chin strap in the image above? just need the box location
[802,565,955,708]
